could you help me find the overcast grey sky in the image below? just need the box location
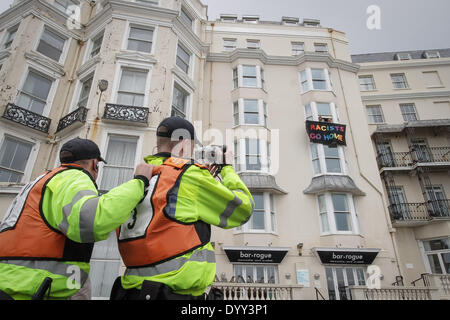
[1,0,449,54]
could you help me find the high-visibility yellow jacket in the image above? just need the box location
[0,164,146,300]
[118,153,254,297]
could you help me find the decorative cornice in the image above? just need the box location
[24,51,65,77]
[108,0,179,21]
[361,90,450,102]
[207,49,360,73]
[357,58,450,70]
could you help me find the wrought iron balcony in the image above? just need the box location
[2,103,51,133]
[377,152,413,168]
[56,106,88,133]
[377,147,450,169]
[389,199,450,223]
[411,147,450,164]
[102,103,149,125]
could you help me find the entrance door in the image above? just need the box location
[325,267,366,300]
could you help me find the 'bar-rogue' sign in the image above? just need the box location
[306,120,346,146]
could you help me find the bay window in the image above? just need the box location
[316,193,359,235]
[309,143,346,175]
[299,68,332,93]
[236,192,277,233]
[232,65,265,89]
[232,99,268,127]
[234,139,270,173]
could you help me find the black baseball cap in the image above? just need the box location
[156,116,200,144]
[60,137,107,164]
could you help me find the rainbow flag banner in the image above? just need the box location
[306,120,347,146]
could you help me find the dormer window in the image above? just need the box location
[220,14,237,23]
[303,18,321,27]
[243,15,259,24]
[282,16,299,26]
[423,51,440,59]
[394,53,411,61]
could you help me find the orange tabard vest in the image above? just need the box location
[117,157,211,268]
[0,165,94,262]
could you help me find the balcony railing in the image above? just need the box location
[210,282,303,300]
[389,200,450,222]
[2,103,51,133]
[377,152,413,168]
[349,286,434,300]
[56,106,88,133]
[102,103,149,125]
[377,147,450,169]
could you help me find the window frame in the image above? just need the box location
[126,25,154,54]
[299,67,332,93]
[233,264,278,284]
[234,138,270,173]
[359,75,376,91]
[316,193,360,235]
[3,24,19,49]
[366,105,385,124]
[232,98,268,127]
[98,131,143,192]
[223,38,236,52]
[233,64,265,90]
[235,192,277,234]
[291,42,305,55]
[246,39,260,50]
[391,73,409,89]
[175,40,193,78]
[0,130,39,185]
[35,25,68,64]
[399,103,418,122]
[314,43,328,53]
[419,237,450,275]
[15,67,56,117]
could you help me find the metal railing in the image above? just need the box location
[210,282,302,300]
[56,106,88,133]
[102,103,149,125]
[2,103,51,133]
[389,200,450,222]
[377,147,450,169]
[377,152,413,168]
[315,287,326,300]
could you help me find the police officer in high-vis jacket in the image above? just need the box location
[110,117,254,300]
[0,138,155,300]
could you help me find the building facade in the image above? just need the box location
[1,0,445,300]
[352,49,450,287]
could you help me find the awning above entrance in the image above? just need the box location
[312,247,381,265]
[222,246,291,264]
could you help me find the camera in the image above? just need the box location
[195,145,227,165]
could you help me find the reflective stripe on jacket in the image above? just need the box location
[0,164,147,299]
[119,154,254,296]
